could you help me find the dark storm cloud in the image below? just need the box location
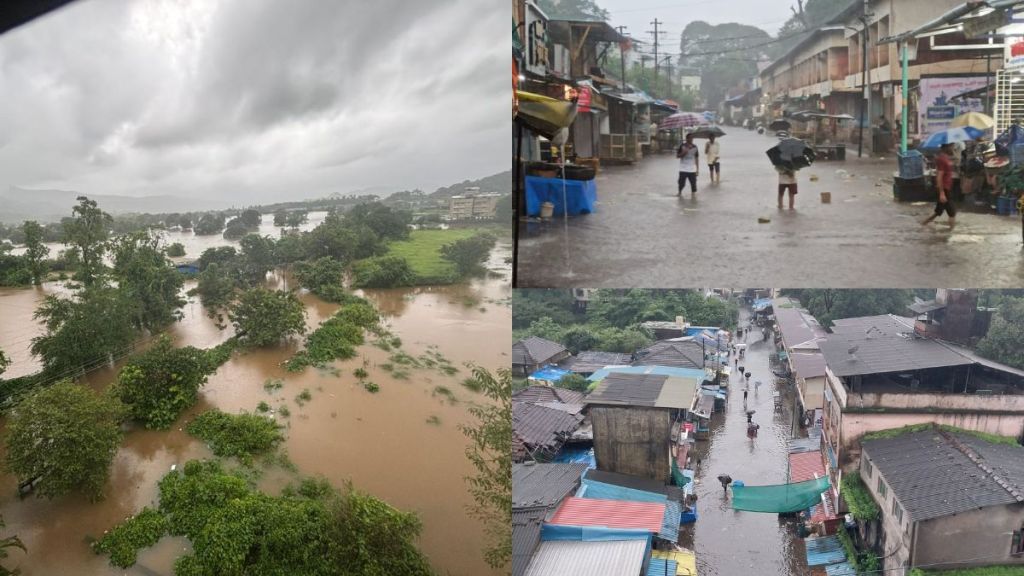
[0,0,507,203]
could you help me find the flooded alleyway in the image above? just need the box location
[516,129,1024,287]
[681,307,811,576]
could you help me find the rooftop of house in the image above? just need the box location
[563,351,633,374]
[584,372,698,410]
[862,426,1024,523]
[773,299,827,350]
[513,385,586,405]
[512,402,583,461]
[513,462,589,510]
[633,340,705,370]
[513,336,569,366]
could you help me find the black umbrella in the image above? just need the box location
[768,119,791,131]
[689,126,726,139]
[767,137,816,170]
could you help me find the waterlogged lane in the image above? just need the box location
[0,243,510,575]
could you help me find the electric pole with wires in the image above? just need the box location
[648,18,665,82]
[616,25,628,91]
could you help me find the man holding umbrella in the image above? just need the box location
[921,142,957,230]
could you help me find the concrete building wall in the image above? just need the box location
[915,505,1024,569]
[801,375,827,413]
[590,405,672,480]
[860,450,913,575]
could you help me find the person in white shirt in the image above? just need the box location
[777,167,798,209]
[677,133,699,196]
[705,135,721,184]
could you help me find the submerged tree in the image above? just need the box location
[460,366,512,569]
[31,286,136,376]
[230,288,306,347]
[440,233,496,278]
[62,196,112,287]
[109,231,186,331]
[22,220,49,285]
[4,381,125,500]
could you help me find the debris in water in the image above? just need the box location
[758,217,771,224]
[809,174,819,182]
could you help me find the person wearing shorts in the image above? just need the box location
[922,143,957,229]
[705,135,720,183]
[677,133,699,195]
[777,168,797,209]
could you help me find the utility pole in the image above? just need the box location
[648,19,665,82]
[857,1,871,158]
[616,26,628,91]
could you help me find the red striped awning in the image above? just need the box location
[548,497,665,532]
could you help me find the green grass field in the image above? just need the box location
[385,228,484,280]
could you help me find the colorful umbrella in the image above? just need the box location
[919,126,985,150]
[659,111,707,130]
[949,111,994,130]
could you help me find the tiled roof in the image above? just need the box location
[861,427,1024,522]
[512,402,583,461]
[513,462,588,509]
[513,385,586,405]
[513,337,568,366]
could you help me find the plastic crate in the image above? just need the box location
[1012,143,1024,166]
[898,150,924,179]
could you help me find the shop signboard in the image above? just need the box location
[1005,39,1024,72]
[918,76,988,135]
[578,86,591,113]
[524,2,548,77]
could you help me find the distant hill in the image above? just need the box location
[0,186,228,224]
[429,171,511,199]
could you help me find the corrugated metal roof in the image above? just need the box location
[589,365,708,383]
[585,372,668,407]
[646,559,678,576]
[789,451,826,484]
[579,479,667,503]
[566,351,633,374]
[819,322,973,378]
[534,401,585,415]
[862,428,1024,522]
[651,550,697,576]
[513,337,568,366]
[513,463,589,509]
[790,353,827,380]
[513,402,583,460]
[549,497,666,532]
[633,341,705,370]
[512,508,546,576]
[660,500,682,543]
[825,561,857,575]
[831,314,915,334]
[514,386,586,404]
[789,437,821,454]
[693,394,715,418]
[774,302,827,352]
[655,376,699,409]
[805,535,846,566]
[524,539,647,576]
[909,299,946,314]
[584,469,688,502]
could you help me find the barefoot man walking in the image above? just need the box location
[922,143,957,230]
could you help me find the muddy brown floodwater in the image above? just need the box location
[0,241,511,576]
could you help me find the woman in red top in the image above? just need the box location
[922,143,957,230]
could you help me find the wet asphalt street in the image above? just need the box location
[516,129,1024,287]
[680,309,811,576]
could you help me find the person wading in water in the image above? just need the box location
[677,133,699,196]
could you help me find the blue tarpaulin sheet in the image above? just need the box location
[525,175,597,216]
[753,298,773,311]
[660,500,682,542]
[805,535,847,566]
[529,365,571,382]
[553,446,595,468]
[646,559,678,576]
[825,561,857,575]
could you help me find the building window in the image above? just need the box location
[877,477,887,499]
[892,499,903,524]
[1012,527,1024,555]
[863,459,873,479]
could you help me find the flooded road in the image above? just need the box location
[0,242,511,575]
[516,128,1024,287]
[681,308,810,576]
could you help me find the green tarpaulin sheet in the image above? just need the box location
[732,476,830,513]
[671,457,690,487]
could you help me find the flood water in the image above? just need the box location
[0,238,511,575]
[679,307,811,576]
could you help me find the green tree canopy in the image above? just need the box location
[109,231,186,331]
[31,286,136,376]
[440,233,496,277]
[230,288,306,347]
[536,0,609,20]
[165,242,186,257]
[194,213,226,236]
[351,255,416,288]
[238,234,276,285]
[62,196,112,287]
[294,257,346,293]
[347,202,412,241]
[977,297,1024,370]
[4,381,125,500]
[22,220,49,285]
[113,336,220,429]
[783,289,913,327]
[460,367,511,569]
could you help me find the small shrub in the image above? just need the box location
[92,507,168,568]
[425,415,441,426]
[353,368,368,379]
[263,378,284,393]
[256,401,270,413]
[295,389,312,406]
[186,410,283,462]
[432,385,456,402]
[363,382,380,393]
[278,405,291,418]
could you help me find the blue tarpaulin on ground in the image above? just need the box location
[524,175,597,216]
[825,561,857,575]
[806,535,847,566]
[753,298,773,312]
[529,365,571,383]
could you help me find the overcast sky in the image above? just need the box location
[0,0,507,203]
[599,0,796,62]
